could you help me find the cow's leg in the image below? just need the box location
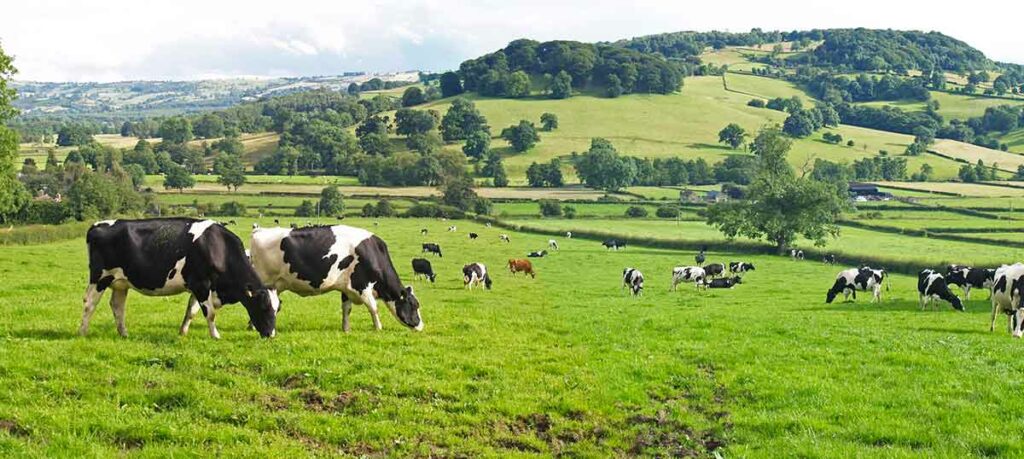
[360,289,383,331]
[79,283,106,336]
[873,286,881,303]
[179,294,200,335]
[109,288,129,337]
[919,294,926,310]
[991,298,1000,332]
[341,293,354,333]
[964,285,972,301]
[196,290,221,340]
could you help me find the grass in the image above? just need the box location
[929,139,1024,171]
[155,182,626,201]
[6,216,1024,455]
[873,181,1024,197]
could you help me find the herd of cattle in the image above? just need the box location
[78,218,1024,340]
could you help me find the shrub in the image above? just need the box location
[295,200,316,217]
[473,198,493,216]
[847,140,855,147]
[374,199,395,217]
[747,99,766,108]
[563,206,577,219]
[625,206,648,218]
[215,201,247,216]
[539,199,562,217]
[17,201,71,224]
[361,203,376,217]
[655,205,681,219]
[404,203,465,219]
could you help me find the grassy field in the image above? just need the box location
[155,181,627,201]
[873,181,1024,197]
[6,216,1024,455]
[929,139,1024,171]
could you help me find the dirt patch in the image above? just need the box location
[255,393,290,411]
[280,373,310,389]
[0,419,30,437]
[298,389,325,410]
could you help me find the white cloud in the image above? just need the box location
[0,0,1021,82]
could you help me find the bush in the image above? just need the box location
[473,198,493,216]
[295,200,316,217]
[215,201,247,216]
[625,206,648,218]
[404,203,465,219]
[17,201,71,224]
[361,203,376,217]
[374,199,395,217]
[539,199,562,217]
[563,206,577,219]
[847,140,855,147]
[655,205,681,219]
[747,99,766,108]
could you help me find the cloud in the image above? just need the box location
[0,0,1021,82]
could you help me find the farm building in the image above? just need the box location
[848,182,894,201]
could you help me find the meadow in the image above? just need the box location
[6,215,1024,456]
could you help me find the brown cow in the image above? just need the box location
[508,259,536,278]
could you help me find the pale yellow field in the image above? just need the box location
[930,139,1024,171]
[873,181,1024,197]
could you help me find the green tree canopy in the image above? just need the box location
[439,72,463,98]
[158,117,194,144]
[572,138,636,192]
[163,163,195,192]
[440,98,489,141]
[0,46,29,221]
[717,123,747,149]
[500,120,540,152]
[213,153,246,191]
[319,185,344,216]
[540,113,559,131]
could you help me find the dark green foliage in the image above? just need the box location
[440,98,488,142]
[473,198,493,215]
[462,131,491,159]
[783,110,816,137]
[539,199,562,217]
[655,205,681,219]
[214,201,247,217]
[822,132,843,144]
[605,74,623,98]
[625,206,649,218]
[440,176,479,211]
[718,123,747,149]
[404,203,465,219]
[395,109,439,137]
[540,113,558,131]
[573,138,635,192]
[65,165,144,220]
[526,159,564,187]
[212,153,246,191]
[836,103,940,135]
[550,71,573,99]
[712,155,758,185]
[801,72,931,103]
[810,29,989,72]
[16,200,71,224]
[563,205,577,219]
[747,99,766,108]
[439,72,464,98]
[295,200,316,217]
[254,147,300,175]
[319,185,344,216]
[56,124,95,146]
[500,120,540,152]
[401,86,427,107]
[766,96,803,113]
[158,117,193,144]
[162,163,195,192]
[193,113,225,139]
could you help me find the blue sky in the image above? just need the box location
[1,0,1021,82]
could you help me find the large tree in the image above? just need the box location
[163,163,195,192]
[500,120,540,152]
[319,185,344,216]
[705,126,847,254]
[213,153,246,191]
[439,71,463,98]
[0,45,28,222]
[550,71,573,99]
[717,123,747,149]
[158,117,194,144]
[573,138,636,192]
[440,97,488,141]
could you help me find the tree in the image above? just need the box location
[440,98,489,141]
[573,138,636,192]
[347,82,360,95]
[359,133,393,156]
[193,113,225,139]
[706,127,847,254]
[782,111,816,137]
[625,206,648,218]
[158,117,193,144]
[606,74,623,98]
[395,109,438,137]
[439,72,463,98]
[401,86,427,107]
[505,71,531,98]
[526,159,564,187]
[463,130,490,159]
[500,120,540,152]
[718,123,747,149]
[162,163,195,192]
[0,45,30,221]
[550,71,573,99]
[539,200,562,217]
[319,185,344,216]
[295,200,316,217]
[56,124,93,146]
[440,176,478,211]
[213,153,246,191]
[540,113,559,131]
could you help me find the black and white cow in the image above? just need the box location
[548,239,559,250]
[946,265,995,300]
[825,267,887,303]
[422,243,443,257]
[694,251,706,266]
[468,232,479,240]
[704,263,725,278]
[463,263,492,290]
[499,234,511,243]
[790,249,804,260]
[704,276,742,289]
[603,239,627,250]
[918,269,964,311]
[728,262,755,273]
[671,266,705,291]
[420,228,428,236]
[527,250,548,258]
[566,231,572,239]
[250,225,423,332]
[990,263,1024,336]
[411,258,436,283]
[448,225,457,232]
[623,268,644,296]
[822,254,836,265]
[81,218,278,339]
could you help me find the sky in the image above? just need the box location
[1,0,1022,82]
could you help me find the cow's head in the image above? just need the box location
[390,286,423,331]
[946,268,969,287]
[428,273,436,283]
[746,264,755,271]
[949,295,965,311]
[241,286,278,338]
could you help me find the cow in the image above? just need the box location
[463,263,492,290]
[448,226,457,232]
[468,232,479,240]
[826,267,887,303]
[918,269,964,311]
[548,239,559,250]
[990,263,1024,336]
[527,250,548,258]
[422,243,443,257]
[823,254,836,265]
[790,249,804,260]
[695,250,706,266]
[486,222,492,228]
[704,263,725,278]
[508,259,537,278]
[946,265,995,300]
[603,239,627,250]
[420,228,428,236]
[566,231,572,239]
[499,234,511,243]
[671,266,705,291]
[411,258,436,283]
[274,219,280,225]
[704,276,742,289]
[252,222,261,230]
[80,218,278,339]
[250,225,423,332]
[623,268,644,296]
[728,262,755,273]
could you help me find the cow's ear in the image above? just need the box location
[406,286,414,296]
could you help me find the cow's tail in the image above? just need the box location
[885,271,891,292]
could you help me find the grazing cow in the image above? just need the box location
[411,258,436,283]
[486,222,492,228]
[823,254,836,265]
[918,269,964,311]
[623,268,644,296]
[671,266,705,291]
[946,265,996,300]
[81,218,277,339]
[499,234,511,243]
[463,263,492,290]
[252,222,260,230]
[603,239,627,250]
[468,232,479,240]
[508,259,537,278]
[704,276,742,289]
[250,225,423,332]
[274,219,280,225]
[790,249,804,260]
[566,231,572,239]
[527,250,548,258]
[420,228,428,236]
[695,250,706,266]
[704,263,725,278]
[990,263,1024,335]
[826,267,887,303]
[421,243,443,257]
[548,239,559,250]
[728,262,755,273]
[448,226,457,232]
